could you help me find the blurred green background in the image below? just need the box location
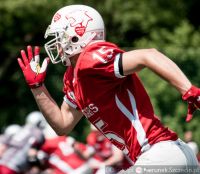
[0,0,200,144]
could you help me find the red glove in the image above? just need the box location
[182,85,200,122]
[17,46,50,88]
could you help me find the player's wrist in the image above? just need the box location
[29,82,44,89]
[182,85,198,101]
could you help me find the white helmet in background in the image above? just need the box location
[4,124,21,136]
[44,4,105,66]
[26,111,46,129]
[43,124,58,139]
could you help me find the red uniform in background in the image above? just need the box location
[87,130,112,162]
[0,125,44,174]
[86,129,131,173]
[40,136,91,174]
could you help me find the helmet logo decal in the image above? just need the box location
[53,13,61,22]
[66,10,93,36]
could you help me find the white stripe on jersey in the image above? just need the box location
[49,154,73,173]
[63,95,77,108]
[114,54,125,78]
[115,89,150,152]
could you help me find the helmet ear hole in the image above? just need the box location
[71,36,79,43]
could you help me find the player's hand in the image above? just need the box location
[17,46,50,88]
[182,85,200,122]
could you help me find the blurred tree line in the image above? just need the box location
[0,0,200,143]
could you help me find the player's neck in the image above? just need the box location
[71,54,80,67]
[88,40,105,45]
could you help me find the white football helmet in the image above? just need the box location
[44,5,105,66]
[4,124,21,136]
[26,111,46,129]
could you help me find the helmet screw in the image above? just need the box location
[72,36,79,43]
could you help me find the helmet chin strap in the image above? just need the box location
[61,55,71,66]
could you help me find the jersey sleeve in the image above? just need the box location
[77,42,126,85]
[63,66,80,110]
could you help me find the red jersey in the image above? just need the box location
[63,41,178,163]
[87,130,113,161]
[41,136,88,174]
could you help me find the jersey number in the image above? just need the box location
[94,89,148,156]
[92,46,114,63]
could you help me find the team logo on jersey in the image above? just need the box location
[53,13,61,22]
[66,10,93,36]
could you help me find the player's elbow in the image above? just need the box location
[52,125,72,136]
[58,128,73,136]
[55,129,67,136]
[142,48,161,65]
[144,48,159,59]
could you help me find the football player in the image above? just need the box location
[0,111,45,174]
[79,125,130,174]
[17,4,200,172]
[38,135,92,174]
[0,124,21,158]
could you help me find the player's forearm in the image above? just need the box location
[31,85,69,135]
[123,49,192,95]
[142,49,192,95]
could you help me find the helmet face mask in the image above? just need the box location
[45,30,69,64]
[44,5,105,66]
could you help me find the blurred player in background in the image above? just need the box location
[37,133,92,174]
[76,125,130,174]
[0,111,45,174]
[18,4,200,173]
[0,124,21,158]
